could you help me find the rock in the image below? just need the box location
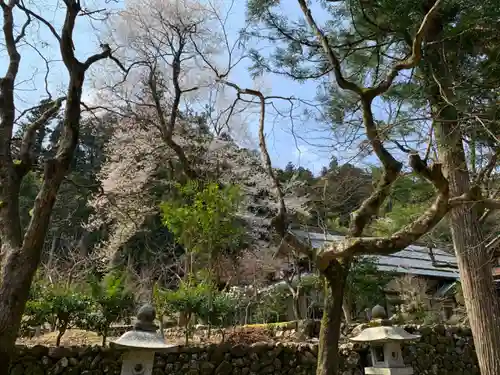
[231,344,247,358]
[250,342,270,354]
[273,358,282,369]
[233,358,245,367]
[25,363,45,375]
[10,363,24,375]
[41,356,51,366]
[165,363,175,373]
[210,343,231,363]
[30,345,49,358]
[297,320,316,338]
[200,361,215,375]
[52,357,69,375]
[68,357,79,366]
[215,360,232,375]
[261,365,274,374]
[154,356,166,368]
[90,353,102,369]
[48,346,74,359]
[250,360,261,372]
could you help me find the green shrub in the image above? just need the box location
[86,272,135,346]
[22,282,92,346]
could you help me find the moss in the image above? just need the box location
[242,321,297,329]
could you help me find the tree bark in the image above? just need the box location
[56,324,67,347]
[342,300,353,325]
[0,68,85,374]
[316,260,349,375]
[434,106,500,375]
[291,292,301,321]
[0,1,114,370]
[427,14,500,375]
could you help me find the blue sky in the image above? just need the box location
[2,0,392,175]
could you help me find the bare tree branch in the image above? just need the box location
[316,156,449,268]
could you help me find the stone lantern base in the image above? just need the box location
[121,350,155,375]
[365,367,414,375]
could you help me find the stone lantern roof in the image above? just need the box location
[112,304,174,350]
[350,326,421,344]
[350,304,421,344]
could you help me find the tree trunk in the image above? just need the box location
[342,301,353,325]
[77,231,90,257]
[316,260,350,375]
[0,64,90,373]
[0,2,113,371]
[434,111,500,375]
[56,324,67,347]
[244,302,251,325]
[47,233,59,280]
[102,327,108,347]
[292,293,301,321]
[427,18,500,374]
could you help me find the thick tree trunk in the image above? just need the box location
[0,67,85,373]
[316,260,350,375]
[428,20,500,373]
[434,109,500,374]
[450,207,500,375]
[0,3,112,373]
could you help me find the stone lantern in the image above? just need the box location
[350,305,420,375]
[112,304,174,375]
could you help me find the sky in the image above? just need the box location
[1,0,392,175]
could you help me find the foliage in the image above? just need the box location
[276,161,373,230]
[161,181,246,278]
[86,272,135,346]
[346,258,391,317]
[22,281,92,346]
[23,273,135,347]
[162,181,244,254]
[370,174,453,247]
[45,288,92,346]
[18,114,113,269]
[253,286,289,323]
[298,273,323,293]
[22,282,51,334]
[199,290,239,328]
[153,278,236,344]
[254,256,389,322]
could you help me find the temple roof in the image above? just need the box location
[290,229,459,279]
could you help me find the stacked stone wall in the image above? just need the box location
[11,325,478,375]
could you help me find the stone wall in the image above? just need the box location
[402,325,478,375]
[10,325,479,375]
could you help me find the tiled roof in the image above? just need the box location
[291,229,460,279]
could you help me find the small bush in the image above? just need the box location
[22,282,92,346]
[86,272,135,346]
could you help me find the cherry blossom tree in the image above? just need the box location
[86,0,310,274]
